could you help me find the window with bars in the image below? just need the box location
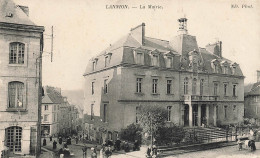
[136,78,142,93]
[6,126,22,152]
[167,80,172,94]
[9,42,25,64]
[152,79,158,94]
[8,82,24,109]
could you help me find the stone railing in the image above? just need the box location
[182,95,218,102]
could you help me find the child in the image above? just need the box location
[237,138,243,151]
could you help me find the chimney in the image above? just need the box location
[257,70,260,82]
[205,41,222,58]
[44,86,48,96]
[130,23,145,45]
[17,5,29,16]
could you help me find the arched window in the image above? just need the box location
[184,77,189,95]
[192,78,197,95]
[9,42,25,64]
[6,126,22,152]
[8,81,24,108]
[200,79,204,95]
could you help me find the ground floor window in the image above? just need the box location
[6,126,22,152]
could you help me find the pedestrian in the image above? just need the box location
[82,145,87,158]
[91,147,97,158]
[50,135,53,141]
[53,140,57,150]
[59,137,62,145]
[43,138,46,146]
[237,138,242,151]
[146,145,152,158]
[115,138,121,151]
[152,144,158,157]
[58,148,64,158]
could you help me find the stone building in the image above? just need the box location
[41,86,61,137]
[244,71,260,125]
[0,0,44,156]
[83,17,244,142]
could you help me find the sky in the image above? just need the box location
[14,0,260,90]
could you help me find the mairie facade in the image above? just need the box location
[0,0,44,156]
[83,18,244,142]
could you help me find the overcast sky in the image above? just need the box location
[15,0,260,90]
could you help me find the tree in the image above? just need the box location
[120,123,142,143]
[137,105,168,144]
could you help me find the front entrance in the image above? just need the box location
[201,105,207,126]
[6,126,22,153]
[184,105,189,126]
[193,105,198,126]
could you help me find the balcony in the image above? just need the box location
[182,95,218,102]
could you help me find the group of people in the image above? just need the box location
[146,144,159,158]
[237,128,257,151]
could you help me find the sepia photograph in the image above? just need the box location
[0,0,260,157]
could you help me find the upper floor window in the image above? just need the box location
[224,105,227,118]
[224,83,228,96]
[136,52,144,65]
[223,66,228,74]
[9,42,25,64]
[184,77,189,95]
[91,82,94,95]
[8,81,24,108]
[200,79,204,95]
[136,78,142,93]
[91,104,94,120]
[92,58,98,71]
[44,114,49,122]
[105,53,112,67]
[104,79,108,94]
[152,79,158,94]
[214,64,218,73]
[213,83,218,96]
[166,57,173,68]
[167,106,172,121]
[167,80,172,94]
[152,55,159,67]
[192,78,197,95]
[44,105,48,111]
[233,84,237,97]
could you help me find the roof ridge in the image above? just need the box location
[145,36,169,42]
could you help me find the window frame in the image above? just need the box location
[8,81,26,110]
[192,78,197,95]
[152,79,158,94]
[167,106,172,121]
[166,80,172,94]
[232,84,237,97]
[136,78,142,93]
[213,82,218,96]
[184,77,189,95]
[9,42,25,65]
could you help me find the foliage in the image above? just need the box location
[120,123,142,143]
[155,124,185,145]
[137,105,168,137]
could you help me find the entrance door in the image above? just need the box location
[6,126,22,153]
[184,105,189,126]
[201,105,206,125]
[193,105,198,126]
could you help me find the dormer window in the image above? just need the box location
[105,53,112,67]
[214,64,218,73]
[92,58,98,71]
[223,66,228,74]
[166,57,173,68]
[231,62,238,75]
[152,55,159,67]
[221,61,229,74]
[211,59,219,73]
[133,48,145,65]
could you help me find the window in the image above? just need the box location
[200,79,204,95]
[6,126,22,152]
[223,66,228,74]
[152,79,158,94]
[167,106,172,121]
[136,78,142,93]
[166,57,172,68]
[8,82,24,108]
[103,104,107,122]
[152,55,159,66]
[192,78,197,95]
[105,55,111,67]
[224,83,228,96]
[224,106,227,118]
[104,79,108,94]
[44,114,49,121]
[254,96,259,102]
[213,83,218,96]
[9,42,25,64]
[233,85,237,97]
[136,53,143,65]
[167,80,172,94]
[91,104,94,120]
[214,64,218,73]
[184,77,188,95]
[91,82,94,95]
[44,105,48,111]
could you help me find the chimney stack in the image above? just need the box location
[130,23,145,45]
[205,41,222,58]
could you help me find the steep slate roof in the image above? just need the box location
[84,24,243,77]
[42,87,64,104]
[0,0,34,25]
[246,82,260,96]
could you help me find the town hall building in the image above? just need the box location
[83,17,244,142]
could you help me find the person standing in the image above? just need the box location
[82,145,88,158]
[53,140,57,150]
